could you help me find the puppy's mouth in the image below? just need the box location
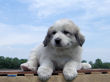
[55,44,62,47]
[55,42,63,47]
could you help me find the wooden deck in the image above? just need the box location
[0,69,110,82]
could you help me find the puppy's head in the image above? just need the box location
[43,19,85,48]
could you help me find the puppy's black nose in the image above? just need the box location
[55,38,61,44]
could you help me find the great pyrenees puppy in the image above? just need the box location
[20,19,91,81]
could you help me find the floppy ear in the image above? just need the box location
[43,27,53,47]
[43,31,51,47]
[75,32,85,47]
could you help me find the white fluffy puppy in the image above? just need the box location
[21,19,91,80]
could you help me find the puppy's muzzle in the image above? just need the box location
[55,38,61,46]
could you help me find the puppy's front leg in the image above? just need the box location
[20,49,38,72]
[37,59,54,81]
[63,60,79,80]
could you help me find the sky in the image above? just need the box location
[0,0,110,62]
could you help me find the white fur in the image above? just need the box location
[21,19,91,81]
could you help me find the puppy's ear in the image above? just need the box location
[75,32,85,47]
[43,27,52,47]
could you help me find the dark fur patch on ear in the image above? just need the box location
[75,32,85,47]
[43,32,51,47]
[43,27,53,47]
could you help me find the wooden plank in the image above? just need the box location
[0,74,110,82]
[78,69,110,73]
[0,69,110,82]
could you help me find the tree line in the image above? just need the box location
[0,56,27,69]
[82,59,110,69]
[0,56,110,69]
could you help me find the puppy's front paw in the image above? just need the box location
[37,66,53,81]
[20,63,37,72]
[63,68,77,81]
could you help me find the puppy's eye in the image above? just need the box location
[63,30,70,35]
[52,31,57,35]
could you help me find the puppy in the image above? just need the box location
[21,19,91,81]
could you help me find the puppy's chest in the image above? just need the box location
[51,55,71,68]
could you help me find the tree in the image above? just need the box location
[4,57,13,68]
[82,60,87,63]
[12,58,20,69]
[102,63,110,69]
[93,59,103,68]
[20,59,27,64]
[0,56,5,68]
